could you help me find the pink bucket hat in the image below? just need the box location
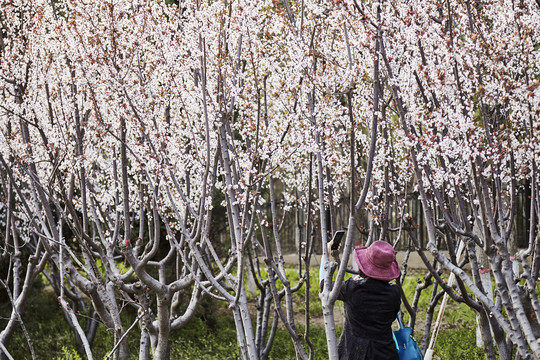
[354,241,399,281]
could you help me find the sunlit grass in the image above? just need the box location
[3,265,491,359]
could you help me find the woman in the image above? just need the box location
[320,240,401,360]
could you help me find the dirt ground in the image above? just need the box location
[282,250,443,271]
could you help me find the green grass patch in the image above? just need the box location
[435,327,485,359]
[171,314,332,360]
[1,268,494,359]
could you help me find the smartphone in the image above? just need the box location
[329,230,345,250]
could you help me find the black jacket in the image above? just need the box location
[336,277,401,360]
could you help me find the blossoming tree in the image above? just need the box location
[1,0,539,359]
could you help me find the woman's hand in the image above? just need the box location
[327,239,334,255]
[327,239,341,261]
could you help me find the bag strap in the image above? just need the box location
[392,331,399,350]
[396,313,405,329]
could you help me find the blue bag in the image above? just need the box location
[392,315,424,360]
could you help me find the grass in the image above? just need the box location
[171,315,332,360]
[1,268,489,359]
[400,272,485,359]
